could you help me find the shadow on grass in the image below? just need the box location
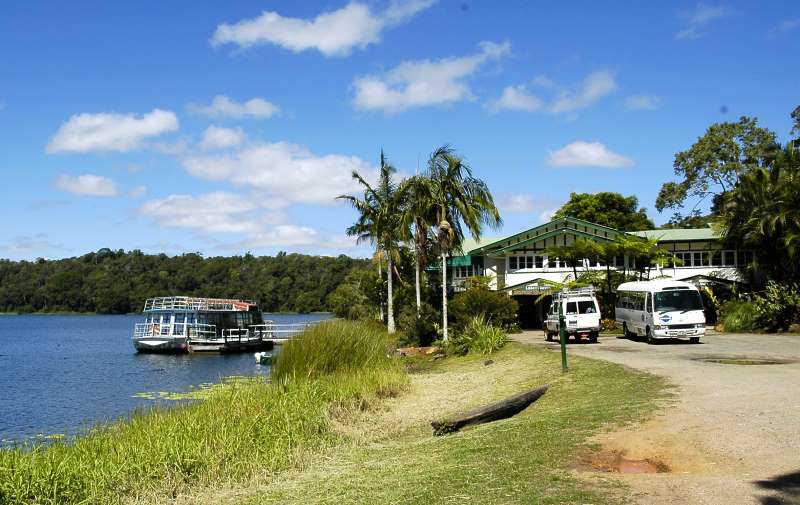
[754,470,800,505]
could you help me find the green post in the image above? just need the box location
[558,298,568,373]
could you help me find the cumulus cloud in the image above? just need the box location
[353,40,511,114]
[486,85,542,113]
[625,95,661,110]
[200,125,246,150]
[139,192,263,234]
[676,3,731,40]
[187,95,280,119]
[499,194,537,213]
[211,0,435,56]
[548,70,617,114]
[47,109,178,153]
[55,174,119,196]
[181,141,375,207]
[546,141,634,168]
[128,185,148,198]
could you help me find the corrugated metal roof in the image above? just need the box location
[457,237,502,255]
[628,228,720,241]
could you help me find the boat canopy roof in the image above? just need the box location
[143,296,257,313]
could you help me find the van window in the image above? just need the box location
[566,302,578,314]
[577,300,596,314]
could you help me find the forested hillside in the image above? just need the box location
[0,249,370,314]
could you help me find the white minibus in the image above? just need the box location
[615,280,705,344]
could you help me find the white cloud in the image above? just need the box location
[549,70,617,114]
[676,3,731,40]
[353,40,511,113]
[200,125,246,150]
[499,194,537,213]
[0,233,68,256]
[486,85,542,113]
[181,141,375,207]
[211,1,435,56]
[546,141,634,168]
[47,109,178,153]
[187,95,280,119]
[771,18,800,35]
[139,192,263,234]
[55,174,119,196]
[625,95,661,110]
[129,185,148,198]
[236,225,321,248]
[538,207,558,224]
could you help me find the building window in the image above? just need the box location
[509,257,517,270]
[693,251,705,267]
[548,256,557,268]
[711,251,723,267]
[526,255,534,268]
[724,250,735,266]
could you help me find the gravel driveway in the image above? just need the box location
[513,330,800,505]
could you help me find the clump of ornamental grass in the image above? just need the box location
[0,320,406,505]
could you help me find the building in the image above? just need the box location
[448,216,750,328]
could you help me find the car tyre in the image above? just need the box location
[646,326,657,345]
[589,331,598,343]
[545,331,553,342]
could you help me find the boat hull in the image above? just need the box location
[133,336,188,353]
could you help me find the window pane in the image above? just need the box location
[535,255,544,268]
[509,257,517,269]
[566,302,577,314]
[526,256,534,268]
[693,252,705,266]
[577,301,596,314]
[712,251,722,266]
[548,256,556,268]
[724,251,735,266]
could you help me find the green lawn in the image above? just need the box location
[200,343,668,505]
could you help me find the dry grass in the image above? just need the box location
[165,343,668,505]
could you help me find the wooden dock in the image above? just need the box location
[187,321,319,353]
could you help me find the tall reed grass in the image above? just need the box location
[0,321,406,505]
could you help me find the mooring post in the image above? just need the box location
[559,299,568,373]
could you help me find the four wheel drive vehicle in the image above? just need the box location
[544,287,601,343]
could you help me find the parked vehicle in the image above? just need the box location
[544,287,601,343]
[615,280,705,344]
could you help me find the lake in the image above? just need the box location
[0,313,331,446]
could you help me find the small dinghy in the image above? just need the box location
[254,352,272,365]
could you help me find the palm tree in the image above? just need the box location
[398,175,437,316]
[426,145,502,342]
[338,151,402,333]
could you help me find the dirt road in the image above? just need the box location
[513,330,800,505]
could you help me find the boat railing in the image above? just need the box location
[186,323,217,339]
[134,322,185,338]
[143,296,256,312]
[250,321,322,340]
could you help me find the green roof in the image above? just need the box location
[628,227,720,242]
[456,237,502,256]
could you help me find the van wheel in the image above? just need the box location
[545,331,553,342]
[589,331,598,343]
[646,326,656,345]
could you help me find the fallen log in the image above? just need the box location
[431,384,549,436]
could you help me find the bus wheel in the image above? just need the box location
[646,327,656,345]
[622,323,630,338]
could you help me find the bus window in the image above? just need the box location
[645,293,652,313]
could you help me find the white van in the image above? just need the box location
[544,287,601,343]
[615,280,705,344]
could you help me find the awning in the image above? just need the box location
[502,278,558,296]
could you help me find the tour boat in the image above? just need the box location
[132,296,274,353]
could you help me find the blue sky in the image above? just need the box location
[0,1,797,260]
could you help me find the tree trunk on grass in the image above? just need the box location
[377,257,384,323]
[387,251,395,334]
[415,247,422,317]
[441,252,448,343]
[431,385,550,435]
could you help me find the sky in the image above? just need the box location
[0,1,798,261]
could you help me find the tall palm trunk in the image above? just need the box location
[377,256,384,323]
[415,248,422,317]
[441,252,448,343]
[387,251,395,334]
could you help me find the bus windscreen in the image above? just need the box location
[654,290,703,312]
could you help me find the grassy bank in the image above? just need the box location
[0,321,406,505]
[183,343,668,505]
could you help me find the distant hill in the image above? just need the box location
[0,249,370,314]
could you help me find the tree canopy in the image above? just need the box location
[552,192,654,231]
[0,250,370,314]
[655,116,779,220]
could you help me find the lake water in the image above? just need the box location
[0,313,331,445]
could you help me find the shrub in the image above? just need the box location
[720,299,756,332]
[444,315,508,356]
[752,281,800,332]
[396,302,441,347]
[600,318,618,332]
[449,284,519,331]
[273,320,394,380]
